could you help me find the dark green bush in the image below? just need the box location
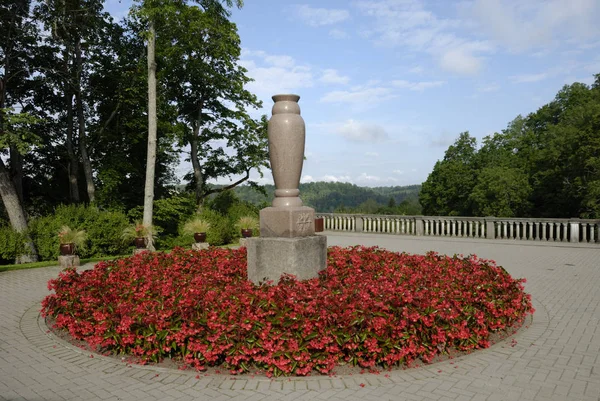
[128,194,196,249]
[197,208,235,246]
[0,225,25,265]
[29,204,129,261]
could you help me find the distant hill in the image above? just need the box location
[233,182,421,213]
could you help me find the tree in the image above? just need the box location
[420,132,478,216]
[132,0,245,247]
[0,0,40,262]
[159,2,265,211]
[469,167,532,217]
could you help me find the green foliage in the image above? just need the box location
[236,216,259,231]
[182,217,211,235]
[29,205,129,261]
[197,208,234,246]
[128,194,196,248]
[0,225,26,265]
[420,75,600,218]
[469,168,532,217]
[233,183,422,214]
[57,226,88,255]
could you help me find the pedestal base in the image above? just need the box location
[58,255,80,269]
[239,238,248,247]
[133,248,149,255]
[192,242,209,251]
[246,235,327,285]
[260,206,315,238]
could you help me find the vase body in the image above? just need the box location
[134,237,147,249]
[241,228,253,238]
[268,94,305,208]
[59,243,75,256]
[193,232,207,243]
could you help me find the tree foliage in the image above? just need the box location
[420,75,600,218]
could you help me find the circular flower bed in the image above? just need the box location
[42,246,534,376]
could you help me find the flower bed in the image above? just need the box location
[42,246,534,376]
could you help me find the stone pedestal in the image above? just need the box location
[58,255,80,269]
[192,242,209,251]
[246,235,327,284]
[260,206,315,238]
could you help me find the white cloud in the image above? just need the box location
[320,86,396,106]
[365,152,379,157]
[320,175,352,183]
[354,0,494,75]
[439,47,484,75]
[392,80,445,91]
[329,28,349,39]
[294,5,350,27]
[320,69,350,85]
[241,50,314,100]
[393,170,404,175]
[335,120,389,142]
[477,83,501,92]
[301,175,315,183]
[470,0,600,52]
[355,173,398,185]
[510,72,551,83]
[409,66,424,74]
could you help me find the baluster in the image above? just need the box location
[516,222,520,240]
[425,220,430,235]
[582,223,588,243]
[562,222,567,242]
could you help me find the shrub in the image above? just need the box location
[0,225,25,264]
[197,209,234,246]
[128,194,196,249]
[43,246,534,376]
[29,204,129,261]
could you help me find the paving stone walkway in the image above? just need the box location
[1,233,599,401]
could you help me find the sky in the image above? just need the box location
[105,0,600,188]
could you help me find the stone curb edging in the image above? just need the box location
[18,295,547,393]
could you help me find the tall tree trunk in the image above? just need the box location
[9,144,24,202]
[75,39,95,203]
[190,105,204,213]
[143,21,157,250]
[65,91,80,202]
[0,159,38,263]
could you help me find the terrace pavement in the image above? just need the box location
[1,232,599,401]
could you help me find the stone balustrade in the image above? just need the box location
[315,213,600,244]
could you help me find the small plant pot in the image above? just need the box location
[193,232,207,243]
[134,237,147,249]
[59,243,75,256]
[241,229,253,238]
[314,217,324,232]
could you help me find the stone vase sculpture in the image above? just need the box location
[269,94,305,208]
[246,94,327,284]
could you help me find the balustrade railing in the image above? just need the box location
[315,213,600,244]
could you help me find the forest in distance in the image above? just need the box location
[232,182,422,215]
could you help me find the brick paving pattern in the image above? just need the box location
[1,232,599,400]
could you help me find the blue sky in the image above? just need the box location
[106,0,600,187]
